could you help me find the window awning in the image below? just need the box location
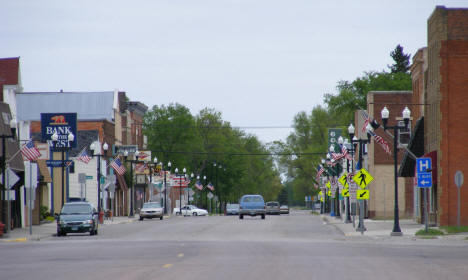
[399,117,425,177]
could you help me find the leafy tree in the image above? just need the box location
[277,187,288,205]
[389,44,411,73]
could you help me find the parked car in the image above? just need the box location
[56,202,99,236]
[280,205,289,214]
[139,202,164,221]
[226,203,240,215]
[239,194,266,219]
[173,205,208,216]
[266,201,281,215]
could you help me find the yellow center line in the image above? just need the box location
[162,264,173,268]
[177,253,184,258]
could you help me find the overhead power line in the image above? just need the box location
[152,150,326,156]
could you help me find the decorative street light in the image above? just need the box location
[338,136,352,224]
[123,150,141,217]
[381,106,411,236]
[149,157,159,202]
[51,131,74,209]
[90,141,108,221]
[348,123,371,233]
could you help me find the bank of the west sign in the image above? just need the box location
[41,113,77,148]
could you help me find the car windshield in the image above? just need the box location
[243,196,263,203]
[267,202,279,206]
[61,204,92,215]
[227,204,239,209]
[143,203,161,208]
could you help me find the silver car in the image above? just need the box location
[139,202,164,221]
[266,201,281,215]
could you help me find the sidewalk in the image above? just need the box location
[321,214,468,240]
[0,216,141,242]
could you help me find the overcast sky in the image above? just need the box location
[1,0,463,143]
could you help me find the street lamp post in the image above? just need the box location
[123,150,140,217]
[1,119,16,234]
[175,167,186,215]
[348,124,371,233]
[189,173,194,206]
[90,141,108,220]
[51,131,74,209]
[149,157,158,202]
[381,106,411,236]
[339,136,352,223]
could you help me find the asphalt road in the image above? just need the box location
[1,210,468,280]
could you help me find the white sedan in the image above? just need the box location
[173,205,208,216]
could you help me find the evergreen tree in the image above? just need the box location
[389,44,411,73]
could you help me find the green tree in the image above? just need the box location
[389,44,411,73]
[277,187,288,205]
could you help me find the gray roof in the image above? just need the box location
[17,91,116,121]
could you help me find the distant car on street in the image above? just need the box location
[139,202,164,221]
[280,205,289,214]
[56,202,99,236]
[173,205,208,216]
[266,201,281,215]
[226,203,240,215]
[239,194,266,219]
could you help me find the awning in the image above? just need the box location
[37,159,52,183]
[399,117,425,177]
[116,173,128,191]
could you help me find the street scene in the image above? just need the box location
[1,1,468,279]
[2,210,468,280]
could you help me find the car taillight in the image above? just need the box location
[239,206,242,210]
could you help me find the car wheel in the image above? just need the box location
[261,214,265,219]
[176,212,180,216]
[193,212,198,216]
[139,217,144,221]
[160,216,163,220]
[239,214,243,219]
[57,231,62,237]
[95,228,98,235]
[90,228,95,236]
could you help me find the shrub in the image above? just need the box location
[40,206,51,220]
[440,226,468,234]
[415,228,444,236]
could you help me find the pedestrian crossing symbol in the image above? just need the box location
[357,189,369,200]
[327,190,332,197]
[339,173,349,189]
[342,188,349,197]
[352,168,374,189]
[319,191,324,202]
[326,181,331,189]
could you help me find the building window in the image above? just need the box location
[398,120,411,147]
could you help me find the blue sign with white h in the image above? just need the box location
[416,158,432,188]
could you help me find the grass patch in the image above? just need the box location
[419,236,438,239]
[45,216,55,222]
[415,228,444,236]
[440,225,468,234]
[310,211,319,215]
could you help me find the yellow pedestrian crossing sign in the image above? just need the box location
[339,173,349,189]
[327,190,332,197]
[357,189,369,200]
[326,181,331,189]
[319,191,324,202]
[352,168,374,189]
[342,188,350,197]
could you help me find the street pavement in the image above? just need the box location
[1,210,468,280]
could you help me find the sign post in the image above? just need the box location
[454,171,464,227]
[416,158,432,232]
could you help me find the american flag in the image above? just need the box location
[331,152,344,161]
[368,129,391,155]
[207,183,214,191]
[21,140,41,161]
[77,148,91,164]
[342,145,353,160]
[195,181,203,191]
[361,110,371,133]
[111,158,126,175]
[316,165,325,179]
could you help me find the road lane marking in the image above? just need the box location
[3,237,27,242]
[162,264,173,268]
[177,253,184,258]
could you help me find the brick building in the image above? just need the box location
[426,6,468,226]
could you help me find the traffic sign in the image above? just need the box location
[46,160,74,168]
[417,172,432,188]
[327,190,332,197]
[342,189,349,197]
[207,192,214,199]
[357,189,369,200]
[339,173,349,189]
[1,168,20,189]
[86,175,93,180]
[455,171,464,188]
[416,157,431,173]
[326,181,331,189]
[352,168,374,189]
